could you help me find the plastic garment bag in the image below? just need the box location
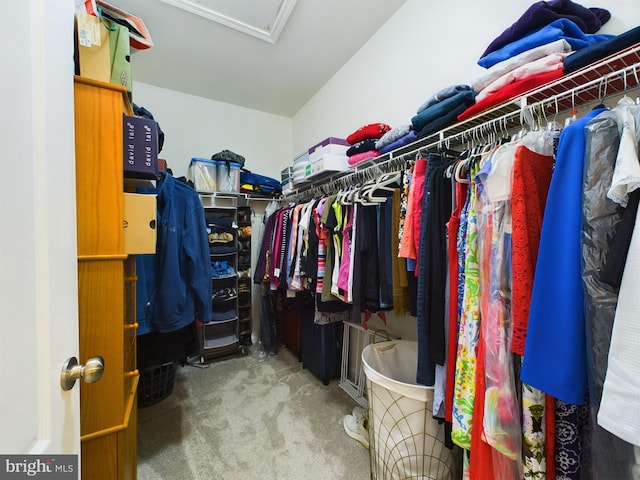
[476,148,523,479]
[582,109,636,478]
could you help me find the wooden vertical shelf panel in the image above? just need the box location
[74,76,136,480]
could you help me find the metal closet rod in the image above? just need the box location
[286,59,640,202]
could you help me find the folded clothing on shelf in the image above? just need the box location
[211,260,236,278]
[346,123,392,145]
[208,224,237,254]
[457,68,565,122]
[346,139,378,156]
[347,150,380,166]
[564,25,640,74]
[479,0,611,60]
[375,124,412,150]
[478,18,614,69]
[379,130,417,155]
[411,89,476,136]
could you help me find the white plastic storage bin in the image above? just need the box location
[306,153,350,180]
[308,137,349,163]
[281,166,294,182]
[189,158,217,193]
[292,152,310,186]
[218,161,241,193]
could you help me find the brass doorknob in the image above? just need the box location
[60,356,105,391]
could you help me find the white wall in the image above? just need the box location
[131,81,294,179]
[291,0,640,341]
[292,0,640,155]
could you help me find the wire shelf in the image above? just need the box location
[285,42,640,201]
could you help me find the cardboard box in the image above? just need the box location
[123,115,158,179]
[123,193,157,254]
[76,11,111,83]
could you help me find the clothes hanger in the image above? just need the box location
[359,170,392,203]
[546,97,563,132]
[592,74,609,110]
[375,171,401,188]
[633,64,640,105]
[355,182,381,205]
[366,170,402,203]
[438,137,461,159]
[518,103,557,156]
[617,70,637,107]
[453,158,470,184]
[511,104,530,142]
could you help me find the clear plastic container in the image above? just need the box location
[218,161,241,193]
[189,158,217,193]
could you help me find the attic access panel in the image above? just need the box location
[158,0,297,43]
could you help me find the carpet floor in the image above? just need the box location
[137,346,370,479]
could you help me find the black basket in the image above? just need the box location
[137,362,177,408]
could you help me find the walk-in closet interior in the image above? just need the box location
[5,0,640,479]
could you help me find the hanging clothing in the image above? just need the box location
[424,162,454,366]
[581,109,636,479]
[377,194,395,309]
[136,172,211,336]
[445,178,468,425]
[522,109,605,404]
[452,156,482,449]
[598,102,640,449]
[478,146,523,478]
[391,189,409,315]
[416,153,445,386]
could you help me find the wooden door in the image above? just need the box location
[1,0,80,462]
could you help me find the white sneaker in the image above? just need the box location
[343,413,369,449]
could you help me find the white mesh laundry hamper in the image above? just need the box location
[362,340,457,480]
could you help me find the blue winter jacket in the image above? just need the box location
[137,172,212,335]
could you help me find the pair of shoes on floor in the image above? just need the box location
[343,406,369,449]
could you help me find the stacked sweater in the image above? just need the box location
[338,2,640,167]
[457,0,613,121]
[376,124,416,155]
[345,122,390,166]
[411,85,477,139]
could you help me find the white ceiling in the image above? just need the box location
[105,0,407,116]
